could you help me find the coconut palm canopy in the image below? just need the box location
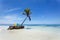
[23,8,31,21]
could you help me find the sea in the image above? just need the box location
[0,24,60,30]
[0,24,60,26]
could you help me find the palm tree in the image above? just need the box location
[21,8,31,26]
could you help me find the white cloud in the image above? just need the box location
[4,8,21,13]
[4,15,23,20]
[4,15,17,20]
[0,15,24,24]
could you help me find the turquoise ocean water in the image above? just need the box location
[0,24,60,27]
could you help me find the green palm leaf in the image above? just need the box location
[23,8,31,21]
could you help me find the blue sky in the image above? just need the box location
[0,0,60,24]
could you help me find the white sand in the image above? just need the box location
[0,26,60,40]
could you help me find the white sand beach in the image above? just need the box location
[0,26,60,40]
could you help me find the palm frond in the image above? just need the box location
[28,16,31,21]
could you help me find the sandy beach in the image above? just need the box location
[0,26,60,40]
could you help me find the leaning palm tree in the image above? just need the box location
[8,8,31,30]
[21,8,31,26]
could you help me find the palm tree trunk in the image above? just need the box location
[21,17,27,26]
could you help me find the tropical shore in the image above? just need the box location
[0,26,60,40]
